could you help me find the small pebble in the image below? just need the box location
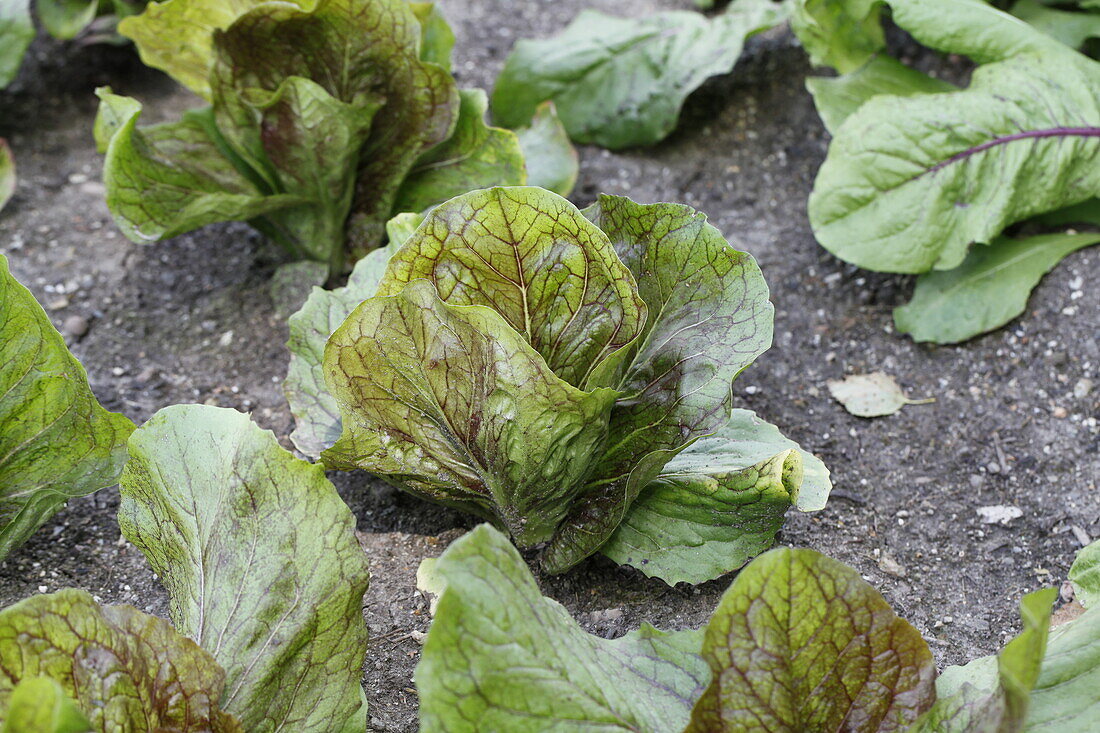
[63,314,89,337]
[1074,378,1093,398]
[1052,406,1068,419]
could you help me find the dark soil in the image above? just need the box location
[2,2,1098,731]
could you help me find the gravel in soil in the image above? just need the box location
[1,2,1098,731]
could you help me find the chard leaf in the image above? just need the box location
[117,405,370,733]
[894,232,1100,344]
[1,677,91,733]
[684,547,936,731]
[393,89,526,215]
[119,0,290,99]
[0,589,241,731]
[808,54,1100,273]
[1025,595,1100,729]
[805,55,955,135]
[0,254,134,561]
[0,0,33,88]
[600,450,801,586]
[909,588,1056,732]
[1012,0,1100,49]
[1070,539,1100,608]
[491,0,789,149]
[544,195,773,572]
[790,0,884,73]
[37,0,98,40]
[284,218,415,457]
[321,280,617,546]
[95,90,305,244]
[599,409,832,584]
[0,140,13,212]
[377,187,646,388]
[514,101,579,197]
[415,525,710,732]
[408,2,455,72]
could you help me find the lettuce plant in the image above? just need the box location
[417,524,1100,732]
[0,253,134,561]
[286,186,831,583]
[0,141,13,213]
[94,0,529,277]
[0,404,370,731]
[793,0,1100,343]
[491,0,791,149]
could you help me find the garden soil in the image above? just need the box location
[1,2,1098,730]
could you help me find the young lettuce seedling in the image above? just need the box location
[93,0,529,278]
[286,187,832,583]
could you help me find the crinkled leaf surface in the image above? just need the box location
[95,90,304,244]
[514,101,579,197]
[0,140,13,212]
[910,588,1055,733]
[805,55,954,135]
[491,0,789,148]
[0,0,34,88]
[1,677,91,733]
[38,0,99,40]
[415,525,710,732]
[1069,539,1100,608]
[790,0,883,73]
[117,405,370,733]
[378,187,646,388]
[393,89,526,215]
[600,450,801,586]
[284,216,417,457]
[544,195,773,572]
[322,280,616,545]
[895,232,1100,344]
[809,54,1100,273]
[119,0,298,98]
[600,409,831,584]
[0,589,241,731]
[0,254,134,561]
[685,547,936,731]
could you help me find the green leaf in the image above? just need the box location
[408,1,455,71]
[284,225,411,457]
[1012,0,1100,49]
[491,0,789,149]
[95,90,305,244]
[599,408,832,584]
[1025,599,1100,730]
[392,89,526,215]
[415,525,711,732]
[1069,539,1100,608]
[377,187,646,389]
[119,0,286,99]
[0,254,135,561]
[808,55,1100,273]
[0,589,241,731]
[37,0,98,40]
[0,0,33,88]
[790,0,884,73]
[600,449,801,585]
[805,55,955,135]
[895,231,1100,344]
[514,101,579,197]
[684,547,936,731]
[117,405,370,733]
[321,280,617,546]
[910,588,1056,732]
[544,195,773,572]
[1,677,92,733]
[0,140,13,212]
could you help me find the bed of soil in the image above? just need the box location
[1,2,1098,731]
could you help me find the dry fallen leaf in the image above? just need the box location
[826,371,934,417]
